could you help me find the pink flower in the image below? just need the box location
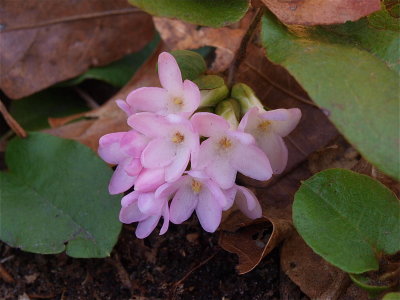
[224,184,262,219]
[191,112,273,189]
[128,112,199,182]
[238,107,301,174]
[119,191,169,239]
[156,170,228,232]
[98,130,149,194]
[120,52,200,118]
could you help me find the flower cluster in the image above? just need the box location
[98,52,301,238]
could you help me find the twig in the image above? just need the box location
[109,253,132,291]
[0,100,27,138]
[0,263,15,283]
[227,8,264,88]
[171,250,219,291]
[1,8,141,32]
[74,87,100,109]
[244,62,319,108]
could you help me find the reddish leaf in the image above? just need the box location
[0,0,154,99]
[261,0,381,25]
[45,45,164,151]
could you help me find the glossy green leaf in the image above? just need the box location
[129,0,249,27]
[9,89,89,131]
[383,292,400,300]
[171,50,207,81]
[293,169,400,274]
[261,11,400,180]
[349,273,391,297]
[59,34,160,87]
[0,133,121,258]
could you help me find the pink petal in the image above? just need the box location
[135,215,160,239]
[205,179,227,208]
[169,184,198,224]
[120,130,149,158]
[159,202,170,235]
[126,87,169,114]
[123,158,142,176]
[191,137,214,170]
[108,164,136,195]
[119,195,147,223]
[134,168,165,192]
[261,108,301,137]
[138,192,164,215]
[231,144,273,181]
[141,138,176,169]
[190,112,229,137]
[256,133,288,174]
[181,79,201,116]
[155,176,187,199]
[238,107,259,132]
[228,131,255,145]
[121,191,139,207]
[158,52,183,94]
[165,147,190,182]
[205,158,237,190]
[127,112,169,138]
[98,132,125,164]
[196,188,222,233]
[115,99,132,116]
[235,186,262,219]
[222,186,237,211]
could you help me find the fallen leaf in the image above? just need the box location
[219,216,292,274]
[0,0,154,99]
[261,0,381,25]
[280,232,350,299]
[45,45,164,151]
[153,17,246,72]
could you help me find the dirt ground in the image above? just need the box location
[0,217,308,300]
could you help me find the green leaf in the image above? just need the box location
[0,133,121,258]
[9,88,89,131]
[171,50,207,81]
[59,34,160,87]
[261,11,400,180]
[383,292,400,300]
[293,169,400,274]
[129,0,249,27]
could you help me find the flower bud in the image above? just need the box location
[215,98,241,129]
[231,83,264,116]
[194,75,229,108]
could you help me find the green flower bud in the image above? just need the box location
[231,83,264,116]
[193,75,229,108]
[215,98,241,129]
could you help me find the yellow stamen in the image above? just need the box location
[173,97,183,106]
[171,132,185,144]
[191,179,202,193]
[218,137,232,149]
[258,120,271,132]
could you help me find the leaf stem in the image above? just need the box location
[0,100,27,138]
[227,8,264,88]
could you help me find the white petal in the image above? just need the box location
[206,158,237,190]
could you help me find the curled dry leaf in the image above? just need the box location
[153,17,246,73]
[45,45,164,151]
[0,0,154,99]
[261,0,381,25]
[219,216,292,274]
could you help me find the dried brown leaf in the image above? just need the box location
[0,0,154,99]
[261,0,381,25]
[219,216,292,274]
[44,45,164,151]
[153,17,246,73]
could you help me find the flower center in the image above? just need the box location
[218,136,232,149]
[191,179,202,193]
[172,97,183,106]
[258,120,271,132]
[171,132,185,144]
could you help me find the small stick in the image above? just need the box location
[0,100,27,138]
[227,8,264,88]
[74,87,100,109]
[0,263,15,283]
